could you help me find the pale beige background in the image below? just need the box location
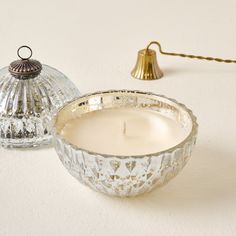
[0,0,236,235]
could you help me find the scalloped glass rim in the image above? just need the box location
[53,90,198,158]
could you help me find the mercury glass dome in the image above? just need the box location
[0,46,80,148]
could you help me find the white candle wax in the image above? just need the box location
[60,108,189,156]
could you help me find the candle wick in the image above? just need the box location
[123,121,126,135]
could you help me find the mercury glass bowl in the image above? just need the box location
[0,46,80,148]
[53,90,198,197]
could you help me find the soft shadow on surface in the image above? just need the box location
[161,67,180,77]
[98,145,236,210]
[9,143,54,152]
[161,66,236,77]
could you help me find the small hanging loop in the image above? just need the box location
[17,45,33,60]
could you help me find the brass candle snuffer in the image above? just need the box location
[131,41,236,80]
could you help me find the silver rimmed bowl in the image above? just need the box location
[53,90,198,197]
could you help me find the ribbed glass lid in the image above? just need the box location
[0,46,80,149]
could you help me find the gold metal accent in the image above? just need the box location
[131,41,236,80]
[131,49,163,80]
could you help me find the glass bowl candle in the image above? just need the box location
[53,90,198,197]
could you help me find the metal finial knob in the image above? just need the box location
[9,46,42,80]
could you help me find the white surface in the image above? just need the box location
[0,0,236,235]
[60,108,189,155]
